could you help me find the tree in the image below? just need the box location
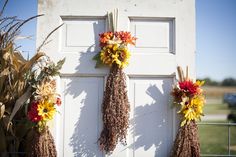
[221,78,236,86]
[197,77,220,86]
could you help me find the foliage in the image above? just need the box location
[221,78,236,86]
[198,77,220,86]
[198,77,236,87]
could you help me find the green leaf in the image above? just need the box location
[93,52,100,61]
[93,52,105,68]
[95,60,106,68]
[56,58,66,71]
[8,87,31,130]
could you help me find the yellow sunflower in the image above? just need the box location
[100,45,113,66]
[37,100,56,121]
[115,47,130,68]
[100,44,131,68]
[179,95,205,126]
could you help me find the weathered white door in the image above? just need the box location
[37,0,195,156]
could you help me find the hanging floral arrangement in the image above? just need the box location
[170,66,205,157]
[26,55,64,157]
[94,9,137,153]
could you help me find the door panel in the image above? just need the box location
[130,18,175,53]
[128,77,174,157]
[61,17,106,53]
[61,77,104,157]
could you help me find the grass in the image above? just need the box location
[203,86,236,115]
[199,121,236,155]
[204,103,231,115]
[198,86,236,155]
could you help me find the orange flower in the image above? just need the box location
[99,32,114,46]
[115,31,137,45]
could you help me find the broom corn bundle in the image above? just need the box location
[99,64,130,153]
[94,10,137,153]
[170,66,205,157]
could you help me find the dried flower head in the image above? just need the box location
[35,79,57,101]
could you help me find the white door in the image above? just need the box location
[37,0,196,156]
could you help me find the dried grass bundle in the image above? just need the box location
[171,121,200,157]
[99,64,130,153]
[27,127,57,157]
[170,66,204,157]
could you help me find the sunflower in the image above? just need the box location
[179,95,205,126]
[100,44,114,66]
[115,47,130,68]
[37,100,56,121]
[100,44,130,68]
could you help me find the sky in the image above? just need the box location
[1,0,37,59]
[196,0,236,81]
[1,0,236,81]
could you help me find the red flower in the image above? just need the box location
[179,80,198,96]
[115,31,137,45]
[28,101,42,122]
[56,97,62,106]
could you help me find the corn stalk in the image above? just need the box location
[0,1,63,155]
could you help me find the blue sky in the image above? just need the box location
[196,0,236,81]
[2,0,236,81]
[1,0,37,59]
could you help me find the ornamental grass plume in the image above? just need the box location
[98,64,130,153]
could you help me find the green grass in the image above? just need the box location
[204,103,231,115]
[199,121,236,155]
[199,86,236,155]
